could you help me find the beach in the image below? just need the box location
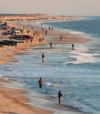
[0,76,84,114]
[0,19,89,64]
[0,16,91,114]
[0,77,52,114]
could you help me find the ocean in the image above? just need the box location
[0,16,100,114]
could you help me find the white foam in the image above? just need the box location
[69,50,99,64]
[0,74,3,77]
[0,75,8,80]
[54,111,81,114]
[46,82,62,87]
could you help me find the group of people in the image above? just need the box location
[38,32,75,104]
[60,36,75,50]
[41,43,74,63]
[38,77,63,104]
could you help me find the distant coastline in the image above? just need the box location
[0,13,83,21]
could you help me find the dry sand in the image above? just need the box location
[46,29,89,44]
[0,20,89,114]
[0,22,45,64]
[0,76,82,114]
[0,75,84,114]
[0,77,52,114]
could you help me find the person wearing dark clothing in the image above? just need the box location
[58,90,63,104]
[72,44,74,50]
[50,42,53,48]
[38,77,43,88]
[48,26,50,30]
[45,30,48,35]
[39,38,41,43]
[27,30,30,34]
[42,53,45,63]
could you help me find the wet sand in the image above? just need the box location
[0,76,83,114]
[0,77,52,114]
[0,21,89,64]
[0,22,45,64]
[0,20,89,114]
[46,29,89,44]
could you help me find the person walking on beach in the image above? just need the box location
[58,90,63,104]
[72,44,74,50]
[42,53,45,63]
[39,38,41,43]
[38,77,43,88]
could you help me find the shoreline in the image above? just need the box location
[0,21,46,64]
[0,20,90,64]
[0,20,90,114]
[0,76,83,114]
[0,77,52,114]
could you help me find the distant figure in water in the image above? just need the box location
[72,44,74,50]
[51,27,53,31]
[42,53,45,63]
[58,90,63,104]
[48,26,50,30]
[41,23,43,28]
[50,42,53,48]
[45,30,48,35]
[38,77,43,88]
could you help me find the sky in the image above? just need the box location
[0,0,100,16]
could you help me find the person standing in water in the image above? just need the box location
[45,30,48,35]
[38,77,43,88]
[72,44,74,50]
[50,42,53,48]
[42,53,45,63]
[58,90,63,104]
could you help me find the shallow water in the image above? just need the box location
[0,17,100,114]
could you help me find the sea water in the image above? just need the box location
[0,16,100,114]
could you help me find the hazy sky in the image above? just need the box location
[0,0,100,15]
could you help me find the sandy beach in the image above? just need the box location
[0,18,90,114]
[0,0,100,111]
[0,20,89,64]
[0,76,83,114]
[0,77,52,114]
